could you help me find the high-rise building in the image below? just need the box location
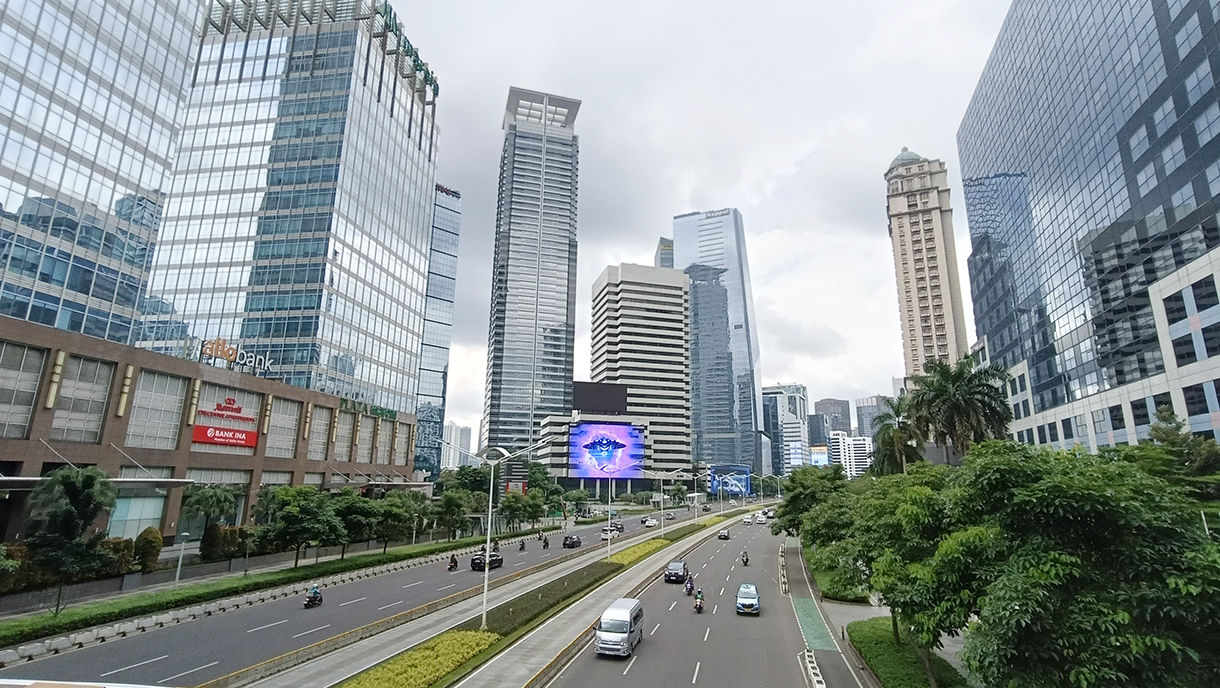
[814,398,851,435]
[885,149,970,377]
[142,1,441,427]
[0,0,201,344]
[671,209,764,475]
[763,384,810,473]
[762,395,785,476]
[591,264,691,473]
[685,264,737,466]
[441,422,472,469]
[807,413,830,446]
[413,185,463,480]
[482,88,581,455]
[960,0,1220,448]
[829,431,874,479]
[854,395,885,440]
[655,237,674,268]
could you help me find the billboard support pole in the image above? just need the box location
[606,479,613,562]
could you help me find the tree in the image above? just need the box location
[25,466,117,614]
[870,395,925,475]
[261,486,346,566]
[133,526,163,572]
[523,493,546,528]
[374,494,414,553]
[382,490,431,547]
[908,357,1011,455]
[181,484,237,533]
[666,484,688,506]
[757,475,781,498]
[499,492,527,532]
[563,489,590,515]
[330,489,383,558]
[437,491,469,540]
[770,465,847,537]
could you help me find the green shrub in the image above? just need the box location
[607,538,668,565]
[659,523,704,541]
[200,524,224,562]
[805,548,870,603]
[573,517,603,526]
[847,616,968,688]
[457,561,623,636]
[133,527,163,573]
[99,538,134,577]
[338,630,500,688]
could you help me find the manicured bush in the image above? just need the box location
[200,524,224,562]
[847,616,968,688]
[573,517,604,526]
[607,538,668,565]
[133,527,163,573]
[99,538,134,577]
[338,630,500,688]
[457,561,623,636]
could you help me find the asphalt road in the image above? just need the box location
[0,509,707,687]
[547,516,811,688]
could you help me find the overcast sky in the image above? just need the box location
[407,1,1014,434]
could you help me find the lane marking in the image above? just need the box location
[668,600,677,611]
[709,555,714,560]
[731,566,736,572]
[438,584,456,591]
[292,624,331,638]
[515,561,527,567]
[651,623,660,635]
[246,620,287,633]
[623,655,638,676]
[691,661,701,684]
[156,661,218,684]
[339,597,366,607]
[720,587,724,595]
[450,570,463,575]
[100,655,169,677]
[693,573,699,579]
[377,600,404,611]
[726,575,731,582]
[713,604,718,615]
[403,581,422,588]
[702,563,707,569]
[540,553,551,558]
[703,627,710,641]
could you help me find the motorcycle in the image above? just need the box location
[742,555,749,566]
[542,538,550,549]
[447,561,458,572]
[303,593,323,609]
[519,541,526,552]
[694,598,704,614]
[492,542,500,553]
[684,580,694,596]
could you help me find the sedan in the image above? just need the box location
[600,527,619,541]
[562,535,582,549]
[664,561,689,583]
[470,552,503,571]
[664,512,676,520]
[643,518,659,528]
[717,529,731,540]
[735,583,760,615]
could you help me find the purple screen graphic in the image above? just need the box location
[568,422,645,479]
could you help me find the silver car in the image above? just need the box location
[735,583,760,615]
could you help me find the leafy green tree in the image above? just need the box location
[499,492,527,531]
[330,489,383,558]
[373,494,414,553]
[666,484,688,506]
[181,484,238,532]
[25,466,117,614]
[757,475,781,497]
[770,465,847,537]
[382,490,431,546]
[437,491,469,540]
[908,357,1011,455]
[133,526,163,572]
[261,486,346,566]
[563,489,590,514]
[523,493,546,527]
[870,395,925,475]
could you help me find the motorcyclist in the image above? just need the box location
[542,536,550,549]
[492,539,500,553]
[741,549,749,565]
[307,583,321,601]
[684,578,694,595]
[694,587,704,601]
[519,540,526,552]
[448,553,458,569]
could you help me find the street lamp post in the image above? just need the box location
[174,532,191,589]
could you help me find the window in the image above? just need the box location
[394,421,410,466]
[1183,383,1210,415]
[1037,425,1047,444]
[1048,422,1059,442]
[308,406,332,461]
[1177,14,1202,60]
[1092,409,1109,433]
[333,411,355,462]
[1162,137,1186,174]
[1165,291,1189,324]
[1153,392,1174,416]
[1022,399,1030,417]
[1132,399,1151,426]
[265,398,301,459]
[191,384,261,456]
[1204,323,1220,357]
[1154,98,1177,137]
[1013,403,1022,420]
[375,418,392,465]
[1109,405,1126,430]
[1196,103,1220,145]
[0,341,46,439]
[1173,334,1199,366]
[355,414,374,463]
[50,355,114,443]
[108,496,165,540]
[303,473,324,485]
[1192,275,1218,310]
[260,470,292,485]
[1137,163,1158,196]
[1018,374,1027,392]
[1129,126,1150,159]
[1168,0,1189,19]
[125,371,187,450]
[1009,379,1018,396]
[1060,418,1073,439]
[1171,184,1197,220]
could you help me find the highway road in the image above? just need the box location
[0,508,709,687]
[547,516,812,688]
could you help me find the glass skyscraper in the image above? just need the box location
[960,0,1220,445]
[482,88,580,453]
[671,208,764,474]
[0,0,200,343]
[412,184,461,479]
[141,0,440,417]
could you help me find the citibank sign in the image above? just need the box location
[200,338,274,373]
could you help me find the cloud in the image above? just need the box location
[411,0,1013,431]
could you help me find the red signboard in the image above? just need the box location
[192,424,259,448]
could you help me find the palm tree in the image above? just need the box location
[181,484,237,532]
[908,357,1013,456]
[870,395,925,475]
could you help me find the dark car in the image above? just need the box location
[664,512,676,520]
[470,552,503,571]
[717,529,731,540]
[611,520,625,532]
[562,535,583,549]
[701,505,712,512]
[664,560,689,583]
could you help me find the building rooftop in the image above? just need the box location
[888,146,924,171]
[505,87,581,128]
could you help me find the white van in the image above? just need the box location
[595,597,645,656]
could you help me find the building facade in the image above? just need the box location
[763,383,809,473]
[762,395,784,476]
[671,209,764,475]
[655,237,674,268]
[140,0,441,423]
[885,149,970,377]
[684,264,737,467]
[960,0,1220,448]
[0,0,202,346]
[482,88,580,454]
[440,421,472,469]
[0,319,418,543]
[814,398,851,435]
[829,430,873,479]
[854,395,885,440]
[591,264,691,474]
[412,184,462,480]
[807,413,831,446]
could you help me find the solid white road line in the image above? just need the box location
[669,601,677,611]
[377,600,404,611]
[339,597,366,607]
[623,655,638,676]
[651,623,661,635]
[703,627,710,641]
[691,661,701,684]
[100,655,169,677]
[292,624,331,639]
[403,581,423,588]
[438,584,456,591]
[156,661,219,684]
[246,620,287,633]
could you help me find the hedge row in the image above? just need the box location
[806,547,871,604]
[337,630,500,688]
[0,525,559,649]
[607,538,669,565]
[846,616,968,688]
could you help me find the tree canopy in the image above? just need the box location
[908,357,1012,455]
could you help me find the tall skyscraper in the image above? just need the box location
[885,149,970,377]
[854,395,885,440]
[0,0,200,343]
[655,237,674,268]
[671,209,764,475]
[591,264,691,473]
[441,422,472,469]
[413,185,463,480]
[763,384,810,473]
[960,0,1220,448]
[814,398,851,435]
[685,264,738,466]
[807,413,830,446]
[482,88,581,454]
[141,1,441,423]
[762,395,785,476]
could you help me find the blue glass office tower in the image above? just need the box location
[141,0,440,417]
[412,184,461,479]
[0,0,200,342]
[961,0,1220,446]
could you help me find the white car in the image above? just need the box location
[754,514,767,524]
[643,518,659,528]
[600,527,619,540]
[729,500,738,506]
[742,515,753,525]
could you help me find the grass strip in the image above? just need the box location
[847,616,968,688]
[607,538,669,565]
[336,630,500,688]
[805,546,871,604]
[0,526,559,649]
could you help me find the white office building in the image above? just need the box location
[829,431,874,479]
[763,384,810,474]
[441,422,472,469]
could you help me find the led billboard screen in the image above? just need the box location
[708,464,751,496]
[569,422,645,479]
[811,445,830,467]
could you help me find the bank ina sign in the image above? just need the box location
[200,338,274,374]
[339,397,398,421]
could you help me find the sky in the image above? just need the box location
[407,1,1015,434]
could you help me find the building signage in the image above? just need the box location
[339,398,398,421]
[200,338,274,373]
[703,209,730,219]
[192,424,258,447]
[198,397,257,423]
